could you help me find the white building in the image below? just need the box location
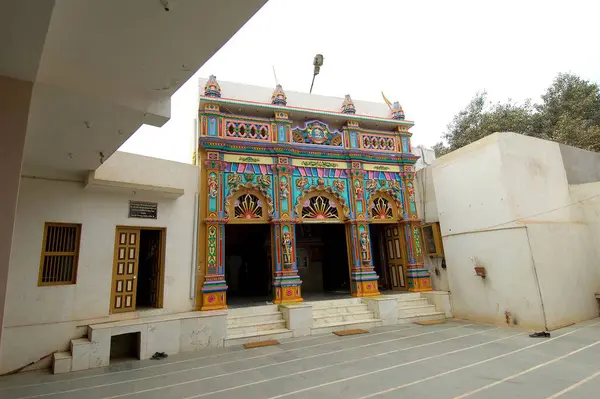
[418,132,600,330]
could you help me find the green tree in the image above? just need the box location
[434,73,600,156]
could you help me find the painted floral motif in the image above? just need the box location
[256,175,271,191]
[227,173,242,191]
[413,226,422,257]
[332,180,345,194]
[243,173,254,183]
[296,177,309,191]
[207,225,217,270]
[207,175,218,198]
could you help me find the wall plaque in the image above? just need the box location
[129,201,158,219]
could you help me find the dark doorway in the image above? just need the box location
[136,229,163,308]
[110,332,140,362]
[225,224,271,303]
[370,224,391,291]
[296,224,349,295]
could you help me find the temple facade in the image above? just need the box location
[196,76,431,311]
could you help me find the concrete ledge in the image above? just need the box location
[85,170,184,199]
[362,296,399,326]
[87,311,227,371]
[280,303,313,337]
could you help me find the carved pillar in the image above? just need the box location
[272,159,302,304]
[344,120,361,149]
[347,162,380,297]
[401,169,432,292]
[200,156,228,310]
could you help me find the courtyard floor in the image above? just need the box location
[2,319,600,399]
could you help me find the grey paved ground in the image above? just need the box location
[2,319,600,399]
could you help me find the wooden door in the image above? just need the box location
[111,228,140,313]
[384,225,407,291]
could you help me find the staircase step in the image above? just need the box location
[313,311,376,326]
[310,319,382,335]
[399,312,446,324]
[309,298,363,309]
[227,312,283,326]
[70,338,92,372]
[392,293,422,301]
[227,305,280,317]
[226,320,286,336]
[313,304,369,317]
[52,351,72,374]
[225,328,293,347]
[398,305,437,317]
[397,298,430,308]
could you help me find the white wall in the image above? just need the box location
[430,133,600,330]
[2,152,198,373]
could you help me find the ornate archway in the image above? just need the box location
[368,191,402,222]
[225,186,272,223]
[295,186,349,222]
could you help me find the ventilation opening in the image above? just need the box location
[110,332,141,363]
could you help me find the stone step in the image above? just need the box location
[398,312,446,324]
[227,312,283,326]
[309,298,363,309]
[310,319,382,336]
[398,305,438,317]
[224,328,293,347]
[53,351,72,374]
[393,293,423,301]
[226,320,286,336]
[227,305,280,317]
[312,304,369,317]
[313,311,376,326]
[397,298,430,308]
[70,338,91,372]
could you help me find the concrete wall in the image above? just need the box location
[430,132,600,330]
[0,76,33,367]
[1,152,198,373]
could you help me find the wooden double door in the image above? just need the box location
[110,227,165,313]
[376,224,407,291]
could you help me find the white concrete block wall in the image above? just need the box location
[430,133,600,330]
[1,152,198,373]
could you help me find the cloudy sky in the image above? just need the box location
[121,0,600,163]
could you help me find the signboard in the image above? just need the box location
[129,201,158,219]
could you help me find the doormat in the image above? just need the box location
[244,340,279,349]
[415,319,446,326]
[333,329,368,336]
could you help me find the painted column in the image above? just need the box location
[200,156,228,310]
[401,167,432,292]
[347,162,380,297]
[271,159,302,304]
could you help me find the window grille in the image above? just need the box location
[38,223,81,285]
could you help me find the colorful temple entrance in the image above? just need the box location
[196,77,431,311]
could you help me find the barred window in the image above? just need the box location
[38,223,81,286]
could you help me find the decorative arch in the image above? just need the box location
[225,184,273,222]
[368,190,402,222]
[295,186,350,222]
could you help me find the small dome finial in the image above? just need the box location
[204,75,221,98]
[271,84,287,106]
[391,101,405,120]
[341,94,356,114]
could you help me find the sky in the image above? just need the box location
[120,0,600,163]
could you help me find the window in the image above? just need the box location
[422,222,444,257]
[38,223,81,286]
